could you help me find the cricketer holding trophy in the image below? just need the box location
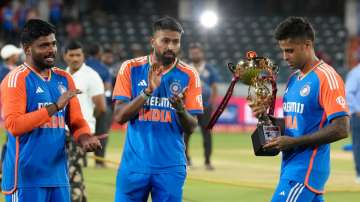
[208,51,282,156]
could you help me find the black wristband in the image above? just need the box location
[140,89,151,99]
[54,103,60,111]
[143,89,152,96]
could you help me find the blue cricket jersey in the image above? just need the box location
[113,56,203,173]
[281,61,348,193]
[1,64,90,194]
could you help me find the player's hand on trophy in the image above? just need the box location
[145,63,163,95]
[247,96,272,117]
[77,134,102,152]
[263,136,296,151]
[56,89,82,109]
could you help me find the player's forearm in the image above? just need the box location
[94,103,107,118]
[94,108,104,118]
[45,103,59,116]
[292,116,349,148]
[5,108,51,136]
[104,82,113,91]
[70,121,91,141]
[92,94,107,118]
[114,95,147,124]
[176,110,198,134]
[66,95,92,138]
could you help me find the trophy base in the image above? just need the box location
[251,125,281,156]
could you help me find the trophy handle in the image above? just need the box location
[208,62,244,129]
[227,63,237,75]
[269,75,277,116]
[207,75,239,129]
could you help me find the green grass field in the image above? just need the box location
[1,130,360,201]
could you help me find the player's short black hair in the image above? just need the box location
[152,16,184,35]
[20,19,56,45]
[274,17,315,42]
[63,40,83,54]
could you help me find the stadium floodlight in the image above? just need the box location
[200,10,218,28]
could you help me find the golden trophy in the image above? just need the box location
[208,51,281,156]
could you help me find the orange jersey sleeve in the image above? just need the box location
[112,60,132,101]
[179,63,203,114]
[1,67,51,136]
[57,69,91,141]
[316,64,349,119]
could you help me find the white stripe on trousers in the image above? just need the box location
[286,183,305,202]
[286,183,300,202]
[12,190,18,202]
[293,185,305,202]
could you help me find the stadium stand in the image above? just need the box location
[78,14,347,83]
[0,1,348,83]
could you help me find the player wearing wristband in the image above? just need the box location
[112,16,203,202]
[0,19,101,202]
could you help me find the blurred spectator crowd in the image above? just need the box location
[0,0,349,83]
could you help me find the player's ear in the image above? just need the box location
[23,44,31,56]
[150,37,155,49]
[304,39,312,48]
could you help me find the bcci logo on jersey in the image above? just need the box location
[300,84,310,97]
[170,81,182,95]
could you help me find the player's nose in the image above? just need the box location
[283,52,289,61]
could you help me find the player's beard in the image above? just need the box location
[32,54,55,70]
[154,48,177,66]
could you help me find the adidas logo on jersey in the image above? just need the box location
[279,191,285,196]
[36,86,44,94]
[138,80,147,87]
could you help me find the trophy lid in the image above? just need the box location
[246,51,257,59]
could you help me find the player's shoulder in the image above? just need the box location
[314,62,342,79]
[52,67,78,86]
[118,56,148,74]
[177,60,201,87]
[53,67,72,78]
[83,64,101,76]
[314,62,343,89]
[3,65,30,88]
[124,56,148,68]
[177,60,198,76]
[83,65,104,86]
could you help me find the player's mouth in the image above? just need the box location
[44,55,55,63]
[164,51,175,58]
[287,62,294,67]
